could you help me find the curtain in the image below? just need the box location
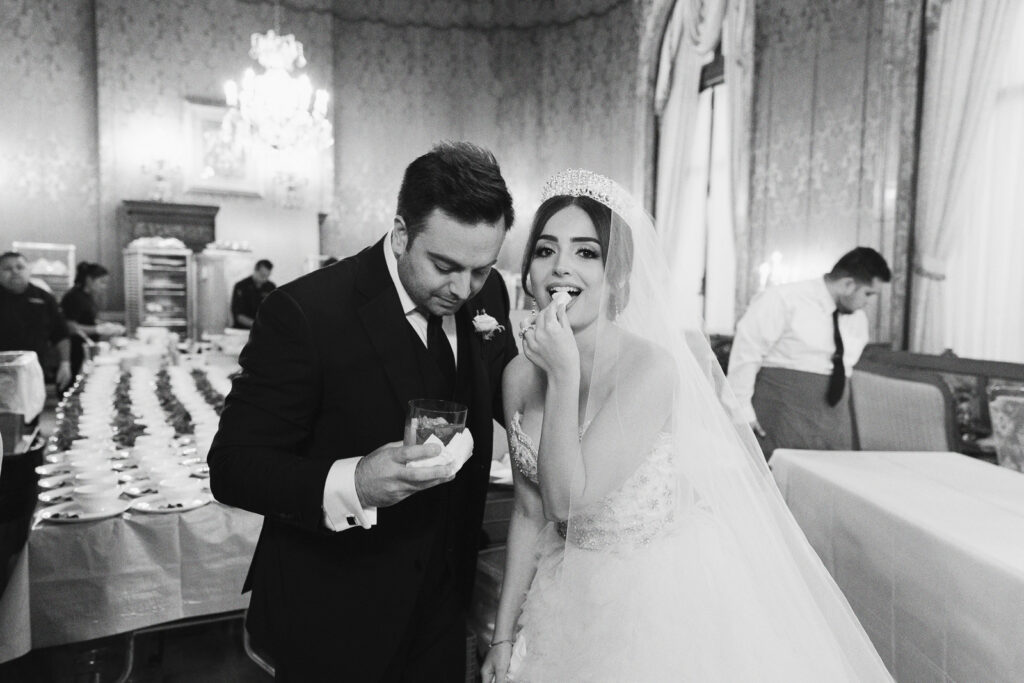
[704,86,736,333]
[722,0,754,318]
[941,1,1024,362]
[656,0,726,327]
[909,0,1017,352]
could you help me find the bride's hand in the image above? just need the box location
[480,642,513,683]
[521,300,578,380]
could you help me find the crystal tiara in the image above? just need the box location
[540,169,627,214]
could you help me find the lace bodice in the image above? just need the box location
[508,411,676,550]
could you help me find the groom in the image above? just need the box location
[208,142,517,681]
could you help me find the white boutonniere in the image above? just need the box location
[472,310,505,341]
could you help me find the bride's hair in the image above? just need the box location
[520,195,633,315]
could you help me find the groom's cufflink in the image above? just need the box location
[346,515,357,527]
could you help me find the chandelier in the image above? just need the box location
[223,7,333,151]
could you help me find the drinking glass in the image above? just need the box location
[404,399,467,447]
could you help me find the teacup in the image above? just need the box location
[134,434,175,446]
[72,483,123,514]
[146,462,191,482]
[67,456,113,474]
[70,438,115,451]
[157,477,204,506]
[192,432,216,459]
[73,471,120,488]
[131,446,176,464]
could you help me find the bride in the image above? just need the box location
[480,169,893,682]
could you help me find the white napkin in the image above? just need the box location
[406,429,474,471]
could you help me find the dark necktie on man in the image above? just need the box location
[427,314,456,396]
[826,308,845,406]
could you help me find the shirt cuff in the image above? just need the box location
[322,457,377,531]
[740,402,757,425]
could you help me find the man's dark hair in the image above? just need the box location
[0,251,25,264]
[396,141,514,241]
[255,259,274,271]
[828,247,891,284]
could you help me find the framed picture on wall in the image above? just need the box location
[183,100,262,197]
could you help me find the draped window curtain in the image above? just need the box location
[940,0,1024,362]
[656,0,752,333]
[910,0,1018,353]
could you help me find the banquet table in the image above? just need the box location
[771,449,1024,683]
[0,499,261,664]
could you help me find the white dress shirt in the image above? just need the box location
[321,235,458,532]
[727,277,869,424]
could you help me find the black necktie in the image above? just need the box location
[826,309,845,406]
[426,314,456,395]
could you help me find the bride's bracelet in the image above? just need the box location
[490,638,514,648]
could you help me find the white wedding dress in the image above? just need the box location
[505,411,870,682]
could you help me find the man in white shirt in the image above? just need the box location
[727,247,891,458]
[208,142,517,681]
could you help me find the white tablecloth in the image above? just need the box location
[772,450,1024,683]
[0,500,261,663]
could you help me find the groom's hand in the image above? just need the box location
[354,441,457,508]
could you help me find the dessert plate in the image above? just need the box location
[123,481,159,497]
[37,499,131,523]
[35,463,70,476]
[38,485,75,504]
[131,493,212,514]
[38,473,74,489]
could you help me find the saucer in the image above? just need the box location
[38,485,75,504]
[116,469,149,482]
[123,481,159,497]
[37,499,131,524]
[131,493,212,514]
[189,463,210,478]
[38,473,74,489]
[35,463,70,476]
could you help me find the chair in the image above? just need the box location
[850,361,958,451]
[987,386,1024,472]
[242,609,275,677]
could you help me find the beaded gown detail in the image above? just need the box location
[505,412,869,682]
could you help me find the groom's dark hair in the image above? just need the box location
[397,141,514,241]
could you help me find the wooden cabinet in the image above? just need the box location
[118,201,218,340]
[118,201,218,255]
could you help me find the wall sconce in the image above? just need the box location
[141,159,180,202]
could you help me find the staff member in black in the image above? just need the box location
[231,259,276,329]
[0,251,72,390]
[60,262,125,377]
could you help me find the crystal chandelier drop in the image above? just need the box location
[223,6,333,151]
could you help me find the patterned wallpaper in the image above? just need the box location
[324,0,642,272]
[330,0,627,26]
[748,0,921,345]
[1,0,645,307]
[0,0,100,258]
[94,0,334,308]
[7,0,922,331]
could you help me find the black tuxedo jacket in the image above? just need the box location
[208,237,517,679]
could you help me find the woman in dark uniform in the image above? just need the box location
[60,262,124,377]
